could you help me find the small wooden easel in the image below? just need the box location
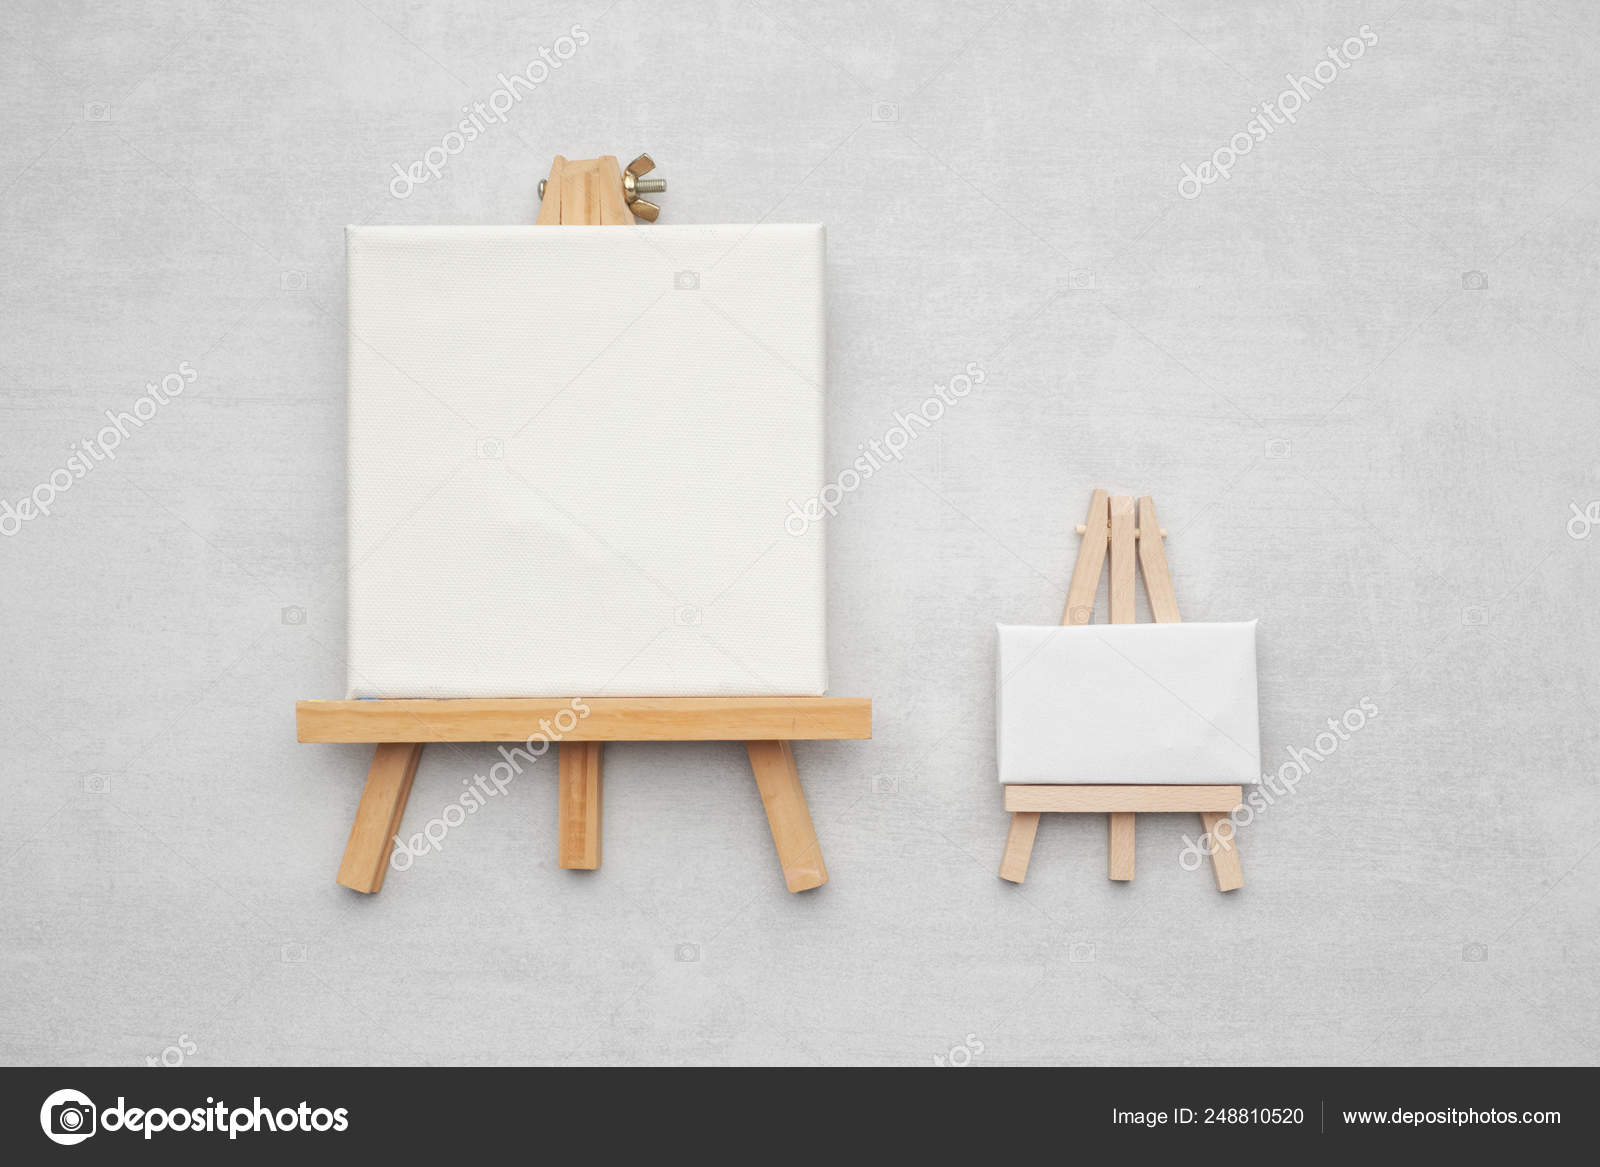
[997,490,1245,891]
[301,154,871,895]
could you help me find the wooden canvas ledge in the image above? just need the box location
[1003,785,1244,814]
[297,697,871,743]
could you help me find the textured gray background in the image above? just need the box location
[3,0,1597,1066]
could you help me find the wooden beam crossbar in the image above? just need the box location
[298,697,872,744]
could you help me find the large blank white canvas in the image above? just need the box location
[996,622,1260,784]
[346,225,826,698]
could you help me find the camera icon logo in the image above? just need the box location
[1264,438,1291,460]
[1462,942,1488,962]
[1068,941,1096,964]
[871,774,897,795]
[281,605,306,626]
[280,270,307,292]
[40,1088,97,1145]
[872,101,898,123]
[674,270,700,291]
[675,943,700,963]
[1461,271,1487,291]
[673,604,701,627]
[1066,268,1095,291]
[83,773,109,794]
[1461,605,1488,627]
[476,437,504,459]
[83,102,111,122]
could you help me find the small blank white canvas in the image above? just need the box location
[345,225,827,698]
[996,621,1260,784]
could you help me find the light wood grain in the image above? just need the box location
[535,155,566,224]
[298,698,871,743]
[999,811,1039,883]
[559,158,600,225]
[1108,495,1136,624]
[337,742,424,893]
[595,155,634,224]
[539,154,633,226]
[1062,489,1109,624]
[557,741,602,869]
[1107,812,1136,880]
[746,740,827,892]
[1105,496,1138,875]
[1201,810,1245,891]
[1005,785,1244,813]
[1137,496,1180,624]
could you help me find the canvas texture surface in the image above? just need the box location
[345,224,827,698]
[996,621,1261,784]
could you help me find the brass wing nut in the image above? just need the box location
[622,153,666,221]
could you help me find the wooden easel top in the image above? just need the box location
[535,153,662,225]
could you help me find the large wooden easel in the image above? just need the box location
[997,490,1245,891]
[301,154,871,895]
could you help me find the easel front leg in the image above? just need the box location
[338,742,424,894]
[558,742,603,869]
[745,740,827,892]
[1200,810,1244,891]
[999,811,1039,883]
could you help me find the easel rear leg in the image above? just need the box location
[1107,812,1135,880]
[558,742,603,870]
